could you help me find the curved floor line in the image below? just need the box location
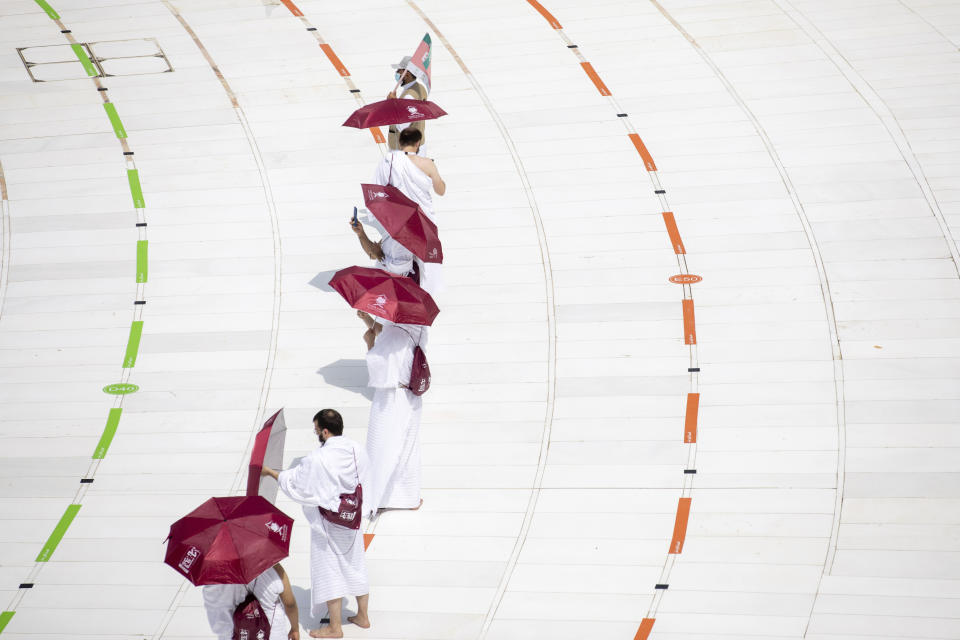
[776,0,960,277]
[403,3,559,637]
[151,3,284,638]
[897,0,960,49]
[2,2,152,626]
[646,1,847,637]
[0,159,9,324]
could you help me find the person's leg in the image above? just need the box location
[309,598,343,638]
[347,594,370,628]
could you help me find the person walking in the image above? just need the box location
[202,562,300,640]
[357,312,428,516]
[386,56,429,151]
[261,409,370,639]
[372,128,445,295]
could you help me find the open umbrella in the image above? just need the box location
[361,183,442,263]
[328,266,439,326]
[164,495,292,586]
[343,98,446,130]
[246,409,287,504]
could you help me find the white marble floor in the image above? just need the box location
[0,0,958,638]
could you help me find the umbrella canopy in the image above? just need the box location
[343,98,446,129]
[246,409,288,504]
[361,183,442,264]
[164,496,293,586]
[328,266,440,326]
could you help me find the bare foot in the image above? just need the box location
[356,310,375,329]
[309,626,343,639]
[347,613,371,628]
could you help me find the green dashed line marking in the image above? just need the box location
[0,611,14,634]
[36,504,81,562]
[93,408,122,459]
[136,240,148,283]
[32,0,59,19]
[127,169,145,208]
[123,321,143,368]
[70,43,97,77]
[103,102,127,138]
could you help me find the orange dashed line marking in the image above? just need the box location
[682,299,697,345]
[526,0,563,28]
[684,392,699,444]
[661,211,685,255]
[634,618,656,640]
[580,62,611,96]
[369,127,385,144]
[669,498,692,554]
[628,133,657,171]
[363,533,374,551]
[278,0,303,17]
[319,43,350,77]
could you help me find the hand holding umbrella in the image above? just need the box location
[328,266,439,326]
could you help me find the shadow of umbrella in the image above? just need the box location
[317,359,374,401]
[308,270,339,293]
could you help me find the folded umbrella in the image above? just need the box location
[361,183,442,263]
[164,495,293,586]
[328,265,439,326]
[246,409,287,504]
[343,98,446,130]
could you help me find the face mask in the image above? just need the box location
[395,71,402,80]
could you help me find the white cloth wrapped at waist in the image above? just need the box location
[366,323,428,389]
[202,566,290,640]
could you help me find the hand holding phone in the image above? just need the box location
[351,206,359,226]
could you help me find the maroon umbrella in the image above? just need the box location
[361,183,442,263]
[164,496,293,586]
[343,98,447,129]
[329,266,439,326]
[247,409,287,504]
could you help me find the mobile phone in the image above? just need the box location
[352,206,358,225]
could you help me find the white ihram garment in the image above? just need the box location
[373,151,443,296]
[278,436,370,615]
[378,234,415,278]
[202,566,290,640]
[365,323,427,516]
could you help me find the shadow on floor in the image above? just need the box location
[308,270,339,292]
[292,585,356,629]
[317,359,373,401]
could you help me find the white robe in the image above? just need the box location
[365,323,427,516]
[373,151,443,296]
[202,566,291,640]
[277,436,370,615]
[378,234,415,278]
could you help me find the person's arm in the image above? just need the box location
[273,564,300,640]
[363,323,383,351]
[261,465,279,480]
[426,159,445,195]
[351,220,384,260]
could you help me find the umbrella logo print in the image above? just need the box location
[369,190,388,199]
[370,294,388,313]
[406,105,425,119]
[178,546,201,573]
[265,520,289,542]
